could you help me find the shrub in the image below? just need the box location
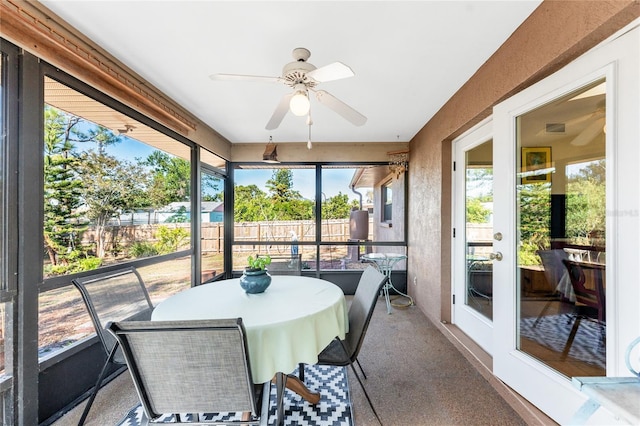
[155,226,189,254]
[73,256,102,272]
[44,254,102,275]
[129,241,159,258]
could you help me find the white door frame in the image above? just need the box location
[492,21,639,424]
[452,117,494,353]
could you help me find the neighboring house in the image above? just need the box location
[111,201,224,225]
[158,201,224,223]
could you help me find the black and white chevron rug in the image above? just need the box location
[116,365,353,426]
[520,314,605,369]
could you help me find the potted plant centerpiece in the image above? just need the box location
[240,255,272,294]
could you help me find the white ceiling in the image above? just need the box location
[41,1,542,145]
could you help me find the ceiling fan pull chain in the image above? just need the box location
[307,112,313,149]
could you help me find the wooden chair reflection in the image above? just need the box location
[560,259,606,360]
[533,249,570,327]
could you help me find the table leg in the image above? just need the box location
[383,279,392,314]
[271,373,321,409]
[283,374,321,404]
[384,270,414,314]
[275,372,287,426]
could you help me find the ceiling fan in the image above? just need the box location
[210,47,367,131]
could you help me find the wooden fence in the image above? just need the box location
[80,219,374,255]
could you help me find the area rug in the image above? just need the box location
[116,364,353,426]
[520,314,605,369]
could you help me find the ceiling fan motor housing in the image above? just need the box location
[282,60,317,87]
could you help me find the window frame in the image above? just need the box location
[35,61,228,368]
[0,37,19,425]
[229,162,407,274]
[382,179,393,224]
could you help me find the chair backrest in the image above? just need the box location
[537,249,568,289]
[263,254,302,276]
[108,318,260,423]
[344,266,388,360]
[562,259,606,322]
[72,267,154,362]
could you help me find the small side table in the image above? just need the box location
[362,253,413,314]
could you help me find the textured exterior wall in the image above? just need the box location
[407,1,640,324]
[231,141,408,162]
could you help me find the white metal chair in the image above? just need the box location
[108,318,268,425]
[72,267,154,425]
[313,266,387,424]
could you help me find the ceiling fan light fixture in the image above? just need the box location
[290,91,310,116]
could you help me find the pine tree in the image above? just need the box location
[43,107,86,266]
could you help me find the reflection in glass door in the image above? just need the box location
[516,80,606,378]
[453,119,494,353]
[465,141,494,320]
[493,25,638,423]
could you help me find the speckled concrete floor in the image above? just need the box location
[53,297,544,426]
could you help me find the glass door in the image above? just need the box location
[492,23,639,424]
[516,80,607,379]
[453,119,494,353]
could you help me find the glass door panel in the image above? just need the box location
[516,80,606,377]
[465,141,494,320]
[453,119,493,353]
[493,24,639,423]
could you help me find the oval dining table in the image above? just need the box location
[151,275,349,424]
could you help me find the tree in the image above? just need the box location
[466,168,493,200]
[74,124,122,154]
[43,107,85,265]
[266,169,302,202]
[466,198,491,223]
[234,184,269,222]
[77,150,149,258]
[142,151,191,207]
[518,182,551,264]
[322,192,359,219]
[202,173,223,201]
[566,160,606,244]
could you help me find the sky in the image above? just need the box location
[234,167,365,201]
[103,136,365,202]
[69,114,366,202]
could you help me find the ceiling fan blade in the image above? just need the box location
[570,117,606,146]
[265,93,293,130]
[314,90,367,126]
[307,62,354,83]
[209,73,281,83]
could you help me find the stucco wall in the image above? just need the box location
[407,0,640,324]
[231,141,408,162]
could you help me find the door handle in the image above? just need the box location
[489,252,503,261]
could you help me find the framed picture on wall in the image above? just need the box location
[521,147,552,184]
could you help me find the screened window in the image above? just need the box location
[201,149,226,283]
[233,166,315,270]
[43,77,194,277]
[232,164,406,272]
[39,75,200,359]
